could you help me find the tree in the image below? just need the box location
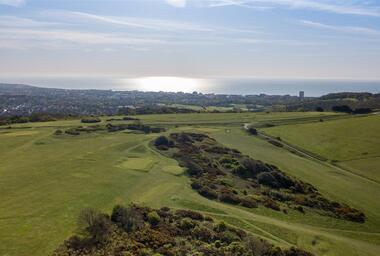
[315,107,324,112]
[111,205,144,232]
[247,127,258,135]
[77,208,113,244]
[332,105,352,113]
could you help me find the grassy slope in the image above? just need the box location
[0,113,379,256]
[263,115,380,182]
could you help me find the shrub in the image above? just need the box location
[353,108,372,114]
[77,208,113,244]
[240,197,258,208]
[175,209,204,221]
[295,206,305,213]
[65,129,80,136]
[147,211,161,226]
[221,230,240,244]
[178,218,196,230]
[315,107,324,112]
[81,117,101,123]
[111,205,144,232]
[214,221,227,232]
[257,172,279,188]
[248,127,258,135]
[192,226,213,242]
[54,129,63,135]
[186,161,203,176]
[198,186,218,199]
[154,136,170,147]
[332,105,352,113]
[262,197,281,211]
[219,191,241,205]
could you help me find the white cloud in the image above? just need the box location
[67,11,212,32]
[0,0,25,7]
[0,27,166,49]
[0,16,58,27]
[205,0,380,17]
[42,10,259,34]
[165,0,187,8]
[299,20,380,36]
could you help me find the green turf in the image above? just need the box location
[0,112,379,256]
[263,115,380,182]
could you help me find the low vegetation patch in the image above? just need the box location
[59,123,165,136]
[106,123,165,134]
[81,117,101,123]
[53,204,313,256]
[154,132,365,222]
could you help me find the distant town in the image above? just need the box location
[0,83,378,118]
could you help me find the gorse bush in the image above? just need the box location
[54,205,314,256]
[155,132,366,223]
[147,211,160,226]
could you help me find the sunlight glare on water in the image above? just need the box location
[129,76,207,93]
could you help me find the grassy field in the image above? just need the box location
[0,112,379,256]
[263,115,380,183]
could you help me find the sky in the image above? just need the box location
[0,0,380,79]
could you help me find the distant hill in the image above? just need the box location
[287,92,380,112]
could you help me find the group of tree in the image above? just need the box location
[331,105,372,114]
[0,114,57,126]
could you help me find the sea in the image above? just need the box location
[1,75,380,97]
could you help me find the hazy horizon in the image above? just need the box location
[2,75,380,97]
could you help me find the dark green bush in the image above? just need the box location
[81,117,101,123]
[147,211,161,226]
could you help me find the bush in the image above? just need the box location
[262,197,280,211]
[192,226,213,242]
[111,205,144,232]
[219,191,241,205]
[332,105,352,113]
[353,108,372,114]
[295,206,305,213]
[54,129,63,135]
[154,136,173,148]
[214,221,227,232]
[248,127,258,135]
[77,208,113,244]
[198,186,218,199]
[257,172,279,188]
[147,211,161,226]
[186,161,203,176]
[240,197,258,208]
[65,129,80,136]
[315,107,324,112]
[178,218,196,230]
[221,230,240,244]
[81,117,101,123]
[175,209,204,221]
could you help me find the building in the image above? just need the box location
[299,91,305,99]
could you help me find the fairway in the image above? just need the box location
[1,112,379,256]
[263,115,380,182]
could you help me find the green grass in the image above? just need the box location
[0,112,379,256]
[263,115,380,182]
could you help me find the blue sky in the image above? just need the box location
[0,0,380,79]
